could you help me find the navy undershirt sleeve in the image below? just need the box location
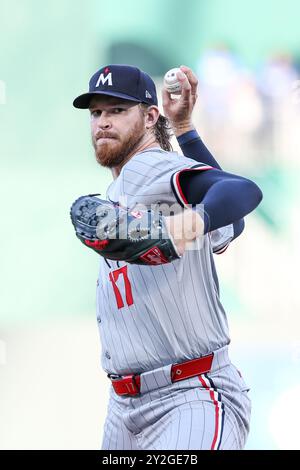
[177,130,245,239]
[177,130,222,170]
[178,168,263,234]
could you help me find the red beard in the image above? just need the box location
[92,120,145,168]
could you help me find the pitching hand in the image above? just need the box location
[162,65,198,137]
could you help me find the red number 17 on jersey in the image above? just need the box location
[109,265,134,309]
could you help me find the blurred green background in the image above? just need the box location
[0,0,300,450]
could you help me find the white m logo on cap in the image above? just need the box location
[96,72,113,87]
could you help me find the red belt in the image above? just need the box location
[108,353,214,397]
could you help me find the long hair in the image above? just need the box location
[140,104,173,152]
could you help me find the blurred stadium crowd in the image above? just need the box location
[192,45,300,170]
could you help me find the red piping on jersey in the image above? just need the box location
[214,242,230,255]
[175,171,188,205]
[174,165,213,206]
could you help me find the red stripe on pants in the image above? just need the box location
[199,375,220,450]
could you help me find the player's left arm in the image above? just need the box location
[176,130,245,245]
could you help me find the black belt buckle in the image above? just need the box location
[107,373,122,381]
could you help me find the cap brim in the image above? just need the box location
[73,91,142,109]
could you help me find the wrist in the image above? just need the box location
[177,129,200,146]
[170,121,195,137]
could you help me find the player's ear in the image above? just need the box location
[145,105,160,129]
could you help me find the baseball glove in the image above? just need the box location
[70,194,181,265]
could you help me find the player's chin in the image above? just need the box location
[95,147,122,168]
[95,140,114,156]
[95,154,113,167]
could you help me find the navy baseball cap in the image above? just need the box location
[73,64,158,109]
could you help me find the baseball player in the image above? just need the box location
[72,64,263,450]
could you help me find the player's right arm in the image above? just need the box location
[162,65,245,244]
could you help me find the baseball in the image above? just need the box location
[163,67,182,94]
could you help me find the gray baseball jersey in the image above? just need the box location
[96,148,251,450]
[97,148,233,376]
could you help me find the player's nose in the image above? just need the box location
[97,112,112,130]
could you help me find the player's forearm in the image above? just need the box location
[232,218,245,240]
[177,129,222,170]
[184,171,263,234]
[172,122,195,138]
[200,179,262,233]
